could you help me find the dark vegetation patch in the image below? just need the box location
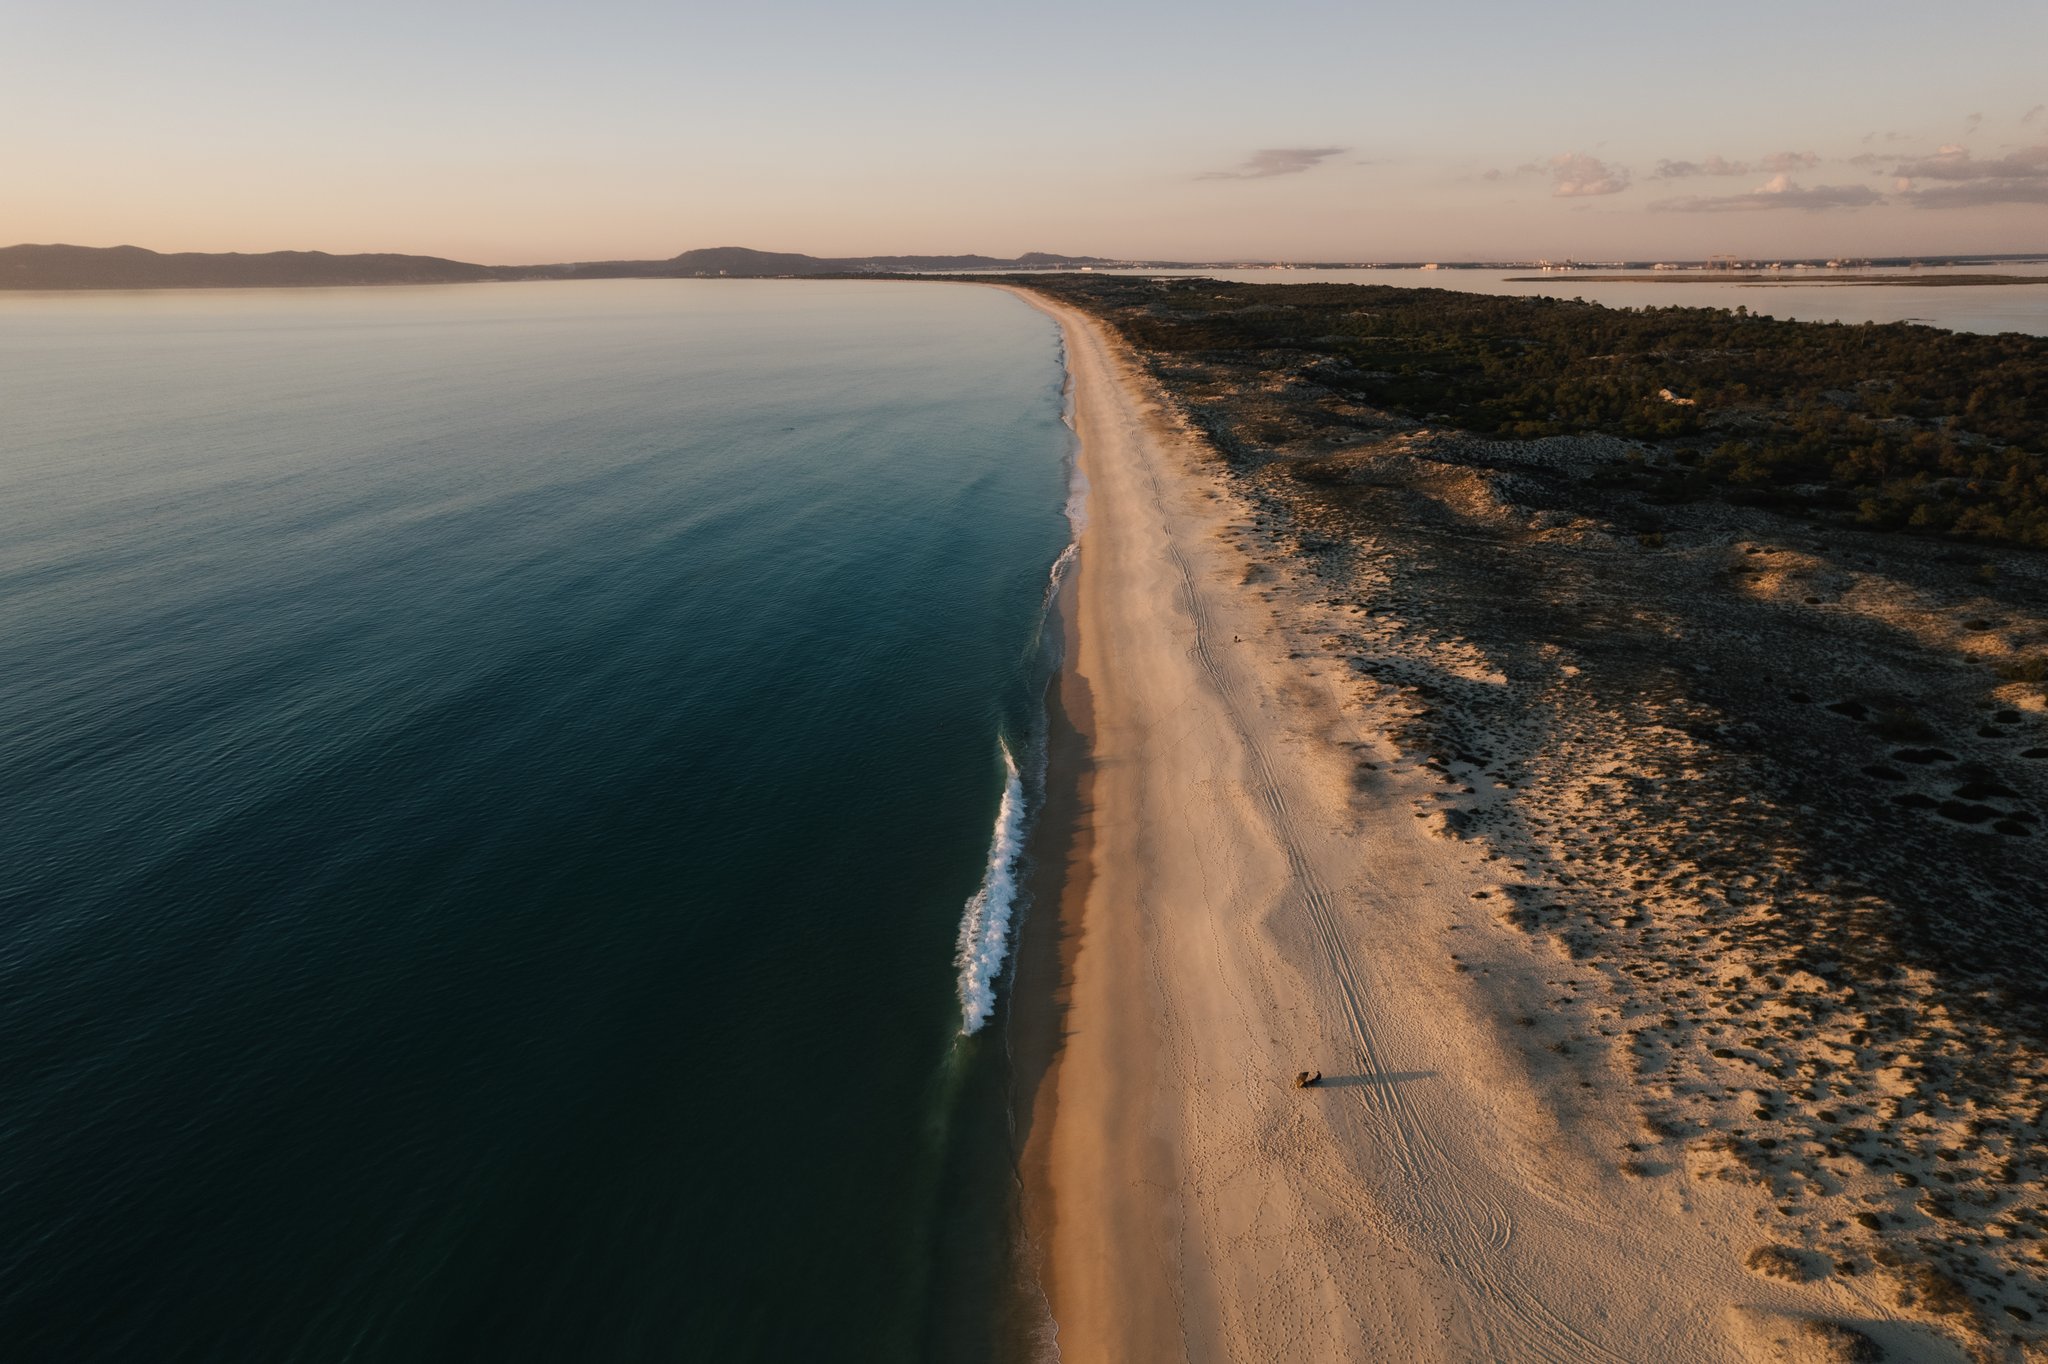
[1000,274,2048,550]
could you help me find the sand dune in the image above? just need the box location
[996,286,1988,1363]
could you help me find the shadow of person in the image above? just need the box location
[1311,1070,1439,1089]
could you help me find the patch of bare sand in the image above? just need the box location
[991,286,1987,1363]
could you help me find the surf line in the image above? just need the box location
[954,324,1086,1035]
[955,739,1028,1033]
[954,531,1075,1036]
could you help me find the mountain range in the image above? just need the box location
[0,243,1110,290]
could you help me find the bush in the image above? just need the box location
[1745,1244,1816,1282]
[1895,1262,1974,1316]
[1995,655,2048,685]
[1872,708,1939,742]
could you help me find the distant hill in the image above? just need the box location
[0,243,556,290]
[565,245,1109,279]
[0,242,1108,290]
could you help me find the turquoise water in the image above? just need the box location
[0,280,1074,1360]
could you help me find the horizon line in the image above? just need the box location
[7,240,2048,270]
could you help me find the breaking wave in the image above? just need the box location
[952,336,1087,1036]
[955,740,1028,1033]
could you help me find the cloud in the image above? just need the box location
[1650,174,1883,212]
[1547,151,1631,197]
[1654,155,1750,178]
[1899,180,2048,208]
[1199,146,1348,180]
[1964,112,1984,135]
[1761,150,1820,171]
[1885,143,2048,206]
[1891,142,2048,180]
[1652,150,1818,180]
[2026,105,2046,125]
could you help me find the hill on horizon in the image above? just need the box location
[0,242,1108,289]
[0,243,547,290]
[564,245,1107,278]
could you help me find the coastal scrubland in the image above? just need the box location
[1036,276,2048,549]
[1011,276,2048,1362]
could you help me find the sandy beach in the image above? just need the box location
[997,286,1997,1363]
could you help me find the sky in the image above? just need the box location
[5,0,2045,263]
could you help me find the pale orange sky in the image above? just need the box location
[6,0,2045,263]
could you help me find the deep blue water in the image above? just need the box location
[0,279,1074,1361]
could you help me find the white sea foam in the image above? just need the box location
[951,327,1089,1035]
[1041,540,1079,614]
[955,741,1028,1033]
[1056,339,1088,533]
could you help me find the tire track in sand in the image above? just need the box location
[1107,320,1635,1364]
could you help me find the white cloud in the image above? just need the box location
[1650,175,1883,212]
[1547,151,1631,198]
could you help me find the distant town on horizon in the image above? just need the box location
[4,240,2047,291]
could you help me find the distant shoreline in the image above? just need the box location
[0,243,1108,292]
[7,240,2046,291]
[1503,272,2048,287]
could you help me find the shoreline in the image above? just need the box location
[997,285,1182,1358]
[997,555,1090,1363]
[987,283,1986,1362]
[1499,272,2048,287]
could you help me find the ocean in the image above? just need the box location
[0,279,1076,1361]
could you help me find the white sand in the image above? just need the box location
[995,286,1976,1364]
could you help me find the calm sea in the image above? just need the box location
[0,279,1074,1361]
